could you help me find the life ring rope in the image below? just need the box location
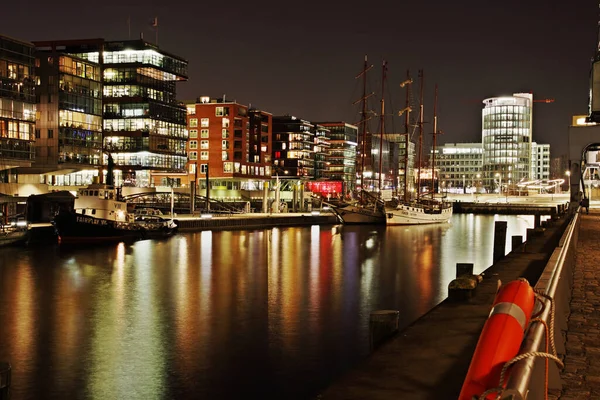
[476,290,565,400]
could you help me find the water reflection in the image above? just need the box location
[0,214,539,400]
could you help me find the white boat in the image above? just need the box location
[385,199,452,225]
[386,73,453,226]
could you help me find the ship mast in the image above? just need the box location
[431,84,439,198]
[400,70,413,203]
[354,55,374,192]
[417,70,424,201]
[378,60,387,192]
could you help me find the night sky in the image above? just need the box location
[3,0,598,154]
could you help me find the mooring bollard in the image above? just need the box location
[369,310,399,351]
[534,214,541,228]
[511,235,523,252]
[0,362,10,400]
[456,263,474,278]
[493,221,508,263]
[449,262,481,301]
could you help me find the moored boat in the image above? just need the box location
[385,199,453,225]
[53,184,145,244]
[0,223,28,247]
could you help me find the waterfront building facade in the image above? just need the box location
[433,143,483,193]
[531,142,550,181]
[481,93,532,191]
[22,38,188,189]
[314,121,357,193]
[313,124,331,180]
[0,35,36,185]
[272,115,315,180]
[186,96,272,198]
[32,40,103,187]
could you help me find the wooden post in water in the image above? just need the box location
[369,310,399,351]
[534,213,541,228]
[456,263,474,278]
[512,235,523,252]
[0,362,10,400]
[493,221,508,263]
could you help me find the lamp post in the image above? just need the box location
[462,174,466,194]
[495,173,501,196]
[566,170,571,193]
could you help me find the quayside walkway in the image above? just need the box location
[553,211,600,399]
[318,210,571,400]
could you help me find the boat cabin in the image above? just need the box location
[74,184,133,222]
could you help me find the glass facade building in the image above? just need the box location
[0,35,35,182]
[482,93,532,191]
[272,116,315,179]
[31,39,188,188]
[34,43,103,178]
[315,122,357,193]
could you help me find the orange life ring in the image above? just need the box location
[459,278,535,400]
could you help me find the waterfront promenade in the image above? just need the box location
[553,210,600,399]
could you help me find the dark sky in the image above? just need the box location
[2,0,598,154]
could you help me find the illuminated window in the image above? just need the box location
[223,162,233,172]
[222,129,229,138]
[222,140,229,150]
[200,164,208,173]
[189,164,196,173]
[200,140,209,149]
[201,118,209,127]
[222,151,229,161]
[189,129,198,138]
[222,118,230,128]
[189,140,198,149]
[189,151,197,160]
[200,151,209,160]
[200,129,209,138]
[189,118,198,127]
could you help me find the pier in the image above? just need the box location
[318,205,579,399]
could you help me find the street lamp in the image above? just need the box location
[566,170,571,192]
[462,174,466,194]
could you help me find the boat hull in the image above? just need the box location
[333,204,387,225]
[54,211,144,244]
[385,203,453,225]
[0,229,28,247]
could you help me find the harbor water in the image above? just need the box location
[0,214,540,399]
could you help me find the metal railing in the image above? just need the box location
[502,210,581,399]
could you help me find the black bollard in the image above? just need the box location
[0,362,10,400]
[493,221,508,263]
[369,310,399,351]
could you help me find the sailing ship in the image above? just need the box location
[385,71,453,225]
[53,154,177,244]
[331,56,387,225]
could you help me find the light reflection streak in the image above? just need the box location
[89,241,166,399]
[309,225,320,330]
[200,230,213,315]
